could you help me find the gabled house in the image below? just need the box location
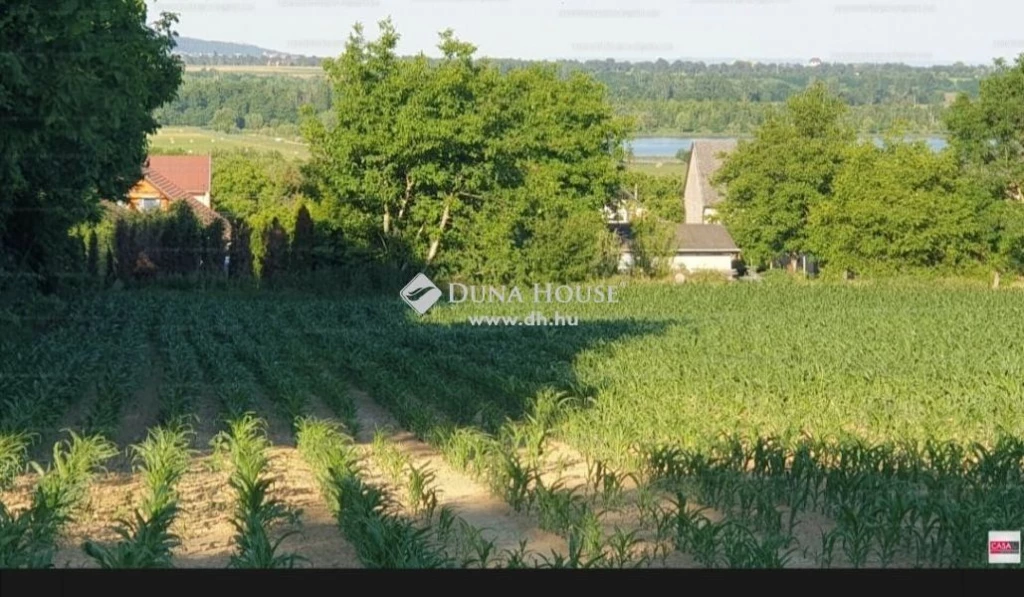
[127,155,212,212]
[676,140,743,277]
[121,155,230,239]
[683,139,737,224]
[670,223,741,276]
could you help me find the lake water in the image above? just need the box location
[628,136,948,157]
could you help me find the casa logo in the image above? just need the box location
[987,531,1020,564]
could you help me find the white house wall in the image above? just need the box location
[671,253,736,273]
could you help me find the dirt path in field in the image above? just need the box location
[532,440,695,567]
[263,446,362,567]
[6,387,361,568]
[346,388,567,563]
[114,344,163,449]
[169,387,360,568]
[32,386,100,465]
[535,442,826,568]
[171,445,362,568]
[0,468,147,568]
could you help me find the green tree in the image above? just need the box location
[210,108,238,133]
[808,139,991,274]
[244,113,264,131]
[623,171,684,222]
[291,203,315,271]
[211,150,302,220]
[0,1,183,289]
[944,54,1024,284]
[713,82,856,268]
[301,20,628,282]
[945,55,1024,203]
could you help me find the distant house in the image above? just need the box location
[671,223,741,276]
[128,155,212,211]
[809,57,823,67]
[683,140,737,224]
[121,155,230,238]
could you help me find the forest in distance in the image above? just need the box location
[161,54,995,138]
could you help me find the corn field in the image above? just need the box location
[1,281,1022,568]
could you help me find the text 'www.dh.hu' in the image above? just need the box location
[467,312,579,326]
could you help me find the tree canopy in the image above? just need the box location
[0,0,183,287]
[301,20,629,283]
[714,63,1024,278]
[713,82,856,266]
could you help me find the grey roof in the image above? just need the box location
[673,224,740,253]
[690,139,738,206]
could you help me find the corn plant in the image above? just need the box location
[82,424,195,568]
[0,432,116,567]
[213,414,305,568]
[405,462,439,520]
[295,417,455,568]
[0,432,31,489]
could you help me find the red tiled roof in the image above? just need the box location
[145,155,211,195]
[142,168,190,200]
[182,196,232,241]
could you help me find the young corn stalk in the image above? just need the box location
[213,414,305,568]
[295,417,460,568]
[82,424,195,568]
[0,432,31,489]
[0,432,117,568]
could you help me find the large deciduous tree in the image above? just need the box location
[807,139,992,273]
[944,54,1024,284]
[301,20,628,283]
[0,0,183,288]
[712,82,856,268]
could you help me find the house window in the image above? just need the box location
[139,198,161,212]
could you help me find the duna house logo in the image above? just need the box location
[400,273,443,315]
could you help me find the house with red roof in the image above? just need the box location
[122,155,230,238]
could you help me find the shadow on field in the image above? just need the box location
[319,297,680,431]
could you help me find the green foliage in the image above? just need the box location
[162,57,983,136]
[84,201,228,284]
[0,432,31,490]
[0,0,183,288]
[623,170,684,222]
[213,414,306,568]
[296,417,454,568]
[627,217,677,278]
[808,139,992,274]
[718,75,1024,277]
[211,150,303,220]
[82,504,181,569]
[210,107,239,133]
[154,71,331,135]
[944,54,1024,275]
[301,20,629,282]
[0,432,116,568]
[945,54,1024,203]
[715,82,856,267]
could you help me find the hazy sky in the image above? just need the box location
[147,0,1024,65]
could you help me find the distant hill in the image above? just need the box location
[173,36,287,57]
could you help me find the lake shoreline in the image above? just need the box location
[628,134,949,157]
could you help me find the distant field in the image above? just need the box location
[150,128,688,174]
[149,126,309,159]
[184,64,325,77]
[626,160,687,178]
